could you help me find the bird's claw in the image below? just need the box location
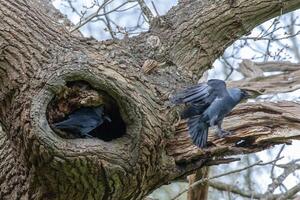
[217,130,232,138]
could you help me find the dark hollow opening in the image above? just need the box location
[47,81,126,141]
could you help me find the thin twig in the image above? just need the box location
[277,184,300,200]
[70,0,112,33]
[271,144,285,181]
[221,56,234,80]
[209,180,263,199]
[103,6,116,39]
[240,30,300,41]
[264,159,300,198]
[170,158,283,200]
[137,0,154,23]
[151,1,159,16]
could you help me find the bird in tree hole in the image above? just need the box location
[53,106,111,138]
[170,79,250,148]
[48,81,127,141]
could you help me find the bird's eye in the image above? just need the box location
[46,81,126,141]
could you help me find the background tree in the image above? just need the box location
[1,0,300,199]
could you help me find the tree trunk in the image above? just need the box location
[187,167,209,200]
[1,0,300,199]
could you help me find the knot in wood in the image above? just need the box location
[142,59,159,74]
[146,35,161,49]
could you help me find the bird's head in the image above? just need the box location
[228,88,251,103]
[240,89,251,100]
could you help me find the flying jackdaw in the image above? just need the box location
[170,79,249,148]
[53,106,111,138]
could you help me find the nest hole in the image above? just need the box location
[47,81,126,141]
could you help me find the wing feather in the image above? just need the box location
[187,116,209,147]
[170,83,209,104]
[170,79,227,105]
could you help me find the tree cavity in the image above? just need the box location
[46,81,126,141]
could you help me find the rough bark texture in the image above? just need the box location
[1,0,300,199]
[187,167,209,200]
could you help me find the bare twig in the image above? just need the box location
[209,180,263,199]
[170,158,283,200]
[151,1,159,16]
[270,145,285,181]
[221,56,235,80]
[70,0,112,33]
[137,0,154,23]
[209,155,300,200]
[263,159,300,198]
[70,0,133,33]
[288,12,300,62]
[103,6,116,39]
[240,30,300,42]
[277,184,300,200]
[244,155,254,192]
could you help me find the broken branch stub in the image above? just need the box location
[167,101,300,164]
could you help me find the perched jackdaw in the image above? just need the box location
[54,106,111,138]
[170,79,249,148]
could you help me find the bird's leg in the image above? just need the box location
[216,120,232,138]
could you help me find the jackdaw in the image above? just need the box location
[170,79,249,148]
[53,106,111,138]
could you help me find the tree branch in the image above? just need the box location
[167,101,300,164]
[2,0,300,199]
[263,159,300,198]
[137,0,154,23]
[277,184,300,200]
[230,60,300,94]
[171,158,282,200]
[134,0,300,79]
[208,180,263,199]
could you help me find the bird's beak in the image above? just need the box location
[242,90,251,99]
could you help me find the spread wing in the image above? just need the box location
[170,79,228,119]
[187,116,209,147]
[170,79,230,148]
[170,79,227,105]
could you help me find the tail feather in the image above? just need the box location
[187,116,209,148]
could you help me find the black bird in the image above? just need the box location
[53,106,111,138]
[170,79,249,148]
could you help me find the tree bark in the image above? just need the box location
[187,167,209,200]
[1,0,300,199]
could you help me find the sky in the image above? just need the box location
[53,0,178,40]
